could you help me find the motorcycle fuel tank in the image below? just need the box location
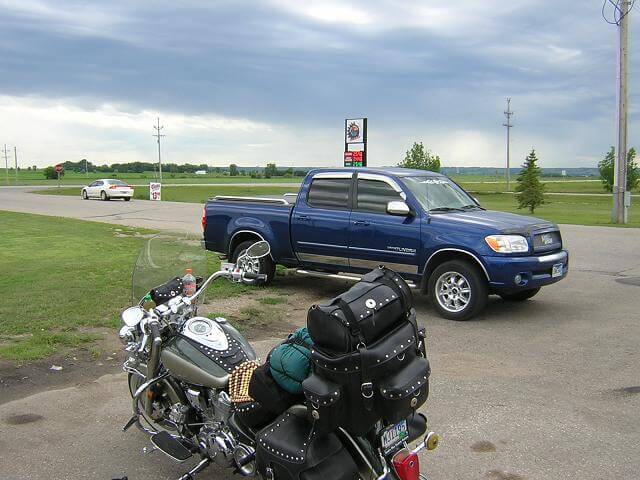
[161,317,257,389]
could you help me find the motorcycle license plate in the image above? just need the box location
[380,420,409,455]
[552,263,563,278]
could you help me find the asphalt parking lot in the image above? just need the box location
[1,187,639,479]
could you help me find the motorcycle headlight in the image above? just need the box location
[485,235,529,253]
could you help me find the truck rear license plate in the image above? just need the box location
[552,263,563,278]
[381,420,409,454]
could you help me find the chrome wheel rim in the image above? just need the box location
[435,271,471,313]
[237,249,261,276]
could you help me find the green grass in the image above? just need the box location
[0,211,249,361]
[37,185,299,203]
[475,192,640,227]
[457,179,638,194]
[259,296,286,305]
[0,169,303,186]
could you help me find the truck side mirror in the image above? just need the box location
[387,201,411,216]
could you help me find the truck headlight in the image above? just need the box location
[485,235,529,253]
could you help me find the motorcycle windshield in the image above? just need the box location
[131,234,208,305]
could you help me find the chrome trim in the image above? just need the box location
[214,196,290,205]
[297,252,349,267]
[350,246,415,257]
[228,230,273,261]
[297,270,361,282]
[349,258,419,274]
[537,251,567,263]
[312,172,353,179]
[283,193,298,204]
[298,241,348,250]
[425,248,490,281]
[297,269,418,288]
[358,173,407,200]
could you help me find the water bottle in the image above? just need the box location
[182,268,196,297]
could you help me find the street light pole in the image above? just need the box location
[14,146,18,184]
[3,144,9,185]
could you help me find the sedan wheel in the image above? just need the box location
[82,190,88,200]
[100,190,109,201]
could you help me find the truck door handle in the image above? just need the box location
[297,215,310,221]
[353,220,370,226]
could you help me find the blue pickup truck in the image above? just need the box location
[203,168,568,320]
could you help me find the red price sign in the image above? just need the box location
[344,151,365,167]
[55,164,63,173]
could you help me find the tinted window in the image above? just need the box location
[89,181,98,187]
[109,180,128,186]
[95,181,103,186]
[356,179,403,214]
[307,178,350,209]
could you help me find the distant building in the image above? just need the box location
[195,170,207,175]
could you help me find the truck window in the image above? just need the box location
[356,179,403,214]
[307,178,350,209]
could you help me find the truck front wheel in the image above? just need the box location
[232,240,276,285]
[428,260,488,321]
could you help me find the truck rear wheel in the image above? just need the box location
[428,260,487,321]
[232,240,276,285]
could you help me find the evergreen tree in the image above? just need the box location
[598,146,639,192]
[398,142,441,172]
[229,164,238,176]
[515,149,545,213]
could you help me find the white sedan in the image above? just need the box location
[81,179,134,201]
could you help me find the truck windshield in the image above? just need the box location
[403,176,480,213]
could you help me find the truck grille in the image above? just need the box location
[533,230,562,253]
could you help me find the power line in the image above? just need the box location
[503,98,514,192]
[152,117,165,182]
[3,144,9,185]
[602,0,635,25]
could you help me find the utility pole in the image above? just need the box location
[612,0,631,224]
[3,144,9,185]
[503,98,514,191]
[152,117,165,182]
[14,146,18,184]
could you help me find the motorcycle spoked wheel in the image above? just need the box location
[128,372,187,436]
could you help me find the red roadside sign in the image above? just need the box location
[55,164,63,173]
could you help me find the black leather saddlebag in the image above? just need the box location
[303,314,429,436]
[307,267,413,355]
[255,412,360,480]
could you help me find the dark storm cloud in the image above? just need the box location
[0,0,637,166]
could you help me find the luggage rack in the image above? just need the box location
[296,269,418,288]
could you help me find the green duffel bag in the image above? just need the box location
[269,328,314,394]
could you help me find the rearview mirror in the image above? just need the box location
[246,240,271,259]
[387,201,411,216]
[121,306,145,327]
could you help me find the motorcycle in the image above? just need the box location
[119,235,439,480]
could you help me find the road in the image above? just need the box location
[1,187,639,480]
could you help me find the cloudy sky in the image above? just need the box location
[0,0,638,168]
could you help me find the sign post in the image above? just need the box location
[344,118,367,167]
[55,164,62,188]
[149,182,161,201]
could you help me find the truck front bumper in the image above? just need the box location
[483,249,569,292]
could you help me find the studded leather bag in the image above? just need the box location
[307,266,413,355]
